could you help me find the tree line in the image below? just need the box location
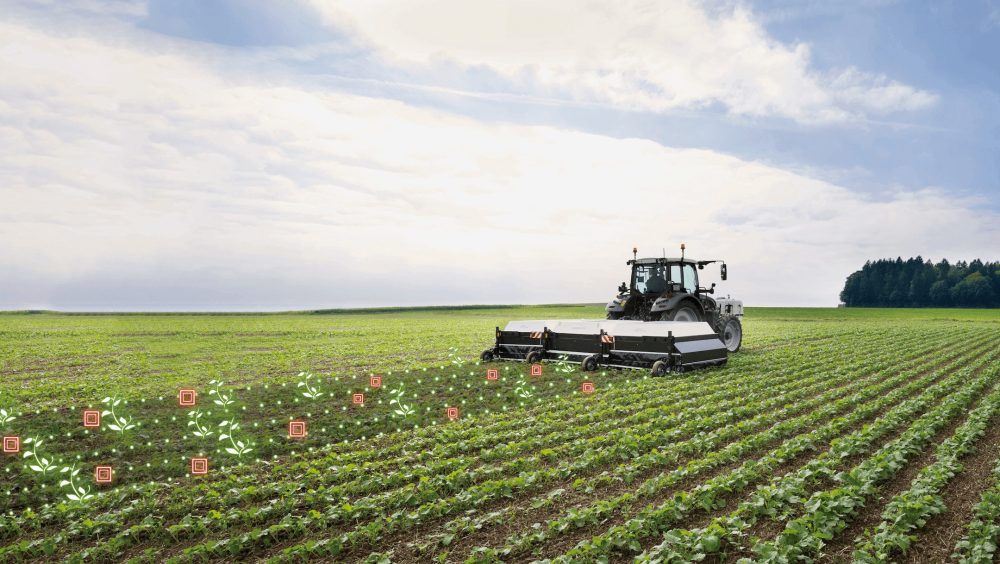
[840,257,1000,308]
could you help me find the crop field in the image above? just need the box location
[1,306,999,563]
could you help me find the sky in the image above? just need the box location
[1,0,998,310]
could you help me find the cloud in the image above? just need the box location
[0,18,995,310]
[11,0,147,18]
[308,0,937,124]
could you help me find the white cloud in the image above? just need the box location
[309,0,936,124]
[0,18,994,309]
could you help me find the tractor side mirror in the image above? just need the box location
[720,264,728,281]
[618,282,628,293]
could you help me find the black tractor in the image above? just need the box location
[605,245,744,352]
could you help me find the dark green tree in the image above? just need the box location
[840,257,999,308]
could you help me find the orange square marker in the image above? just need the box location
[446,406,459,421]
[2,436,19,454]
[486,369,498,381]
[288,420,307,439]
[581,381,595,394]
[190,458,209,475]
[530,363,543,377]
[83,410,101,428]
[369,375,382,388]
[178,389,197,407]
[353,393,365,405]
[94,465,113,484]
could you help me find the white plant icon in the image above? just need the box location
[296,372,324,400]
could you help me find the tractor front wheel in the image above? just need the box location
[720,315,743,352]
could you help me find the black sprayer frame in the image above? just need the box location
[489,324,727,373]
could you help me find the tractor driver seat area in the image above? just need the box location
[645,271,667,294]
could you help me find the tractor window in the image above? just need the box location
[632,265,668,294]
[681,264,697,293]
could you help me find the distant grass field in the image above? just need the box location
[1,306,999,562]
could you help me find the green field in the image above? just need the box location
[1,306,1000,562]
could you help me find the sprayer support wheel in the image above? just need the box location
[480,349,494,362]
[582,355,598,372]
[525,351,543,364]
[651,360,668,377]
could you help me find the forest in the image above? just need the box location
[840,257,1000,307]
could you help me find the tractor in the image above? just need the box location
[605,245,743,352]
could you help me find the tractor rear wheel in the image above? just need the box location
[720,315,743,352]
[662,304,701,322]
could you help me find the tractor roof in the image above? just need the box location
[629,257,723,265]
[630,257,692,265]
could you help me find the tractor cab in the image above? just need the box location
[608,245,734,328]
[630,259,697,295]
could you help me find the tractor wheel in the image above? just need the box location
[651,360,668,377]
[720,315,743,352]
[582,355,598,372]
[525,351,543,364]
[606,312,621,320]
[480,349,494,362]
[662,304,702,322]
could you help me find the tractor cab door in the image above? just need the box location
[667,263,698,293]
[681,264,697,293]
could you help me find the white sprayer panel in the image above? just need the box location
[503,319,716,338]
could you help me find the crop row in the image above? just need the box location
[562,343,998,562]
[851,382,1000,562]
[951,445,1000,563]
[638,348,1000,562]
